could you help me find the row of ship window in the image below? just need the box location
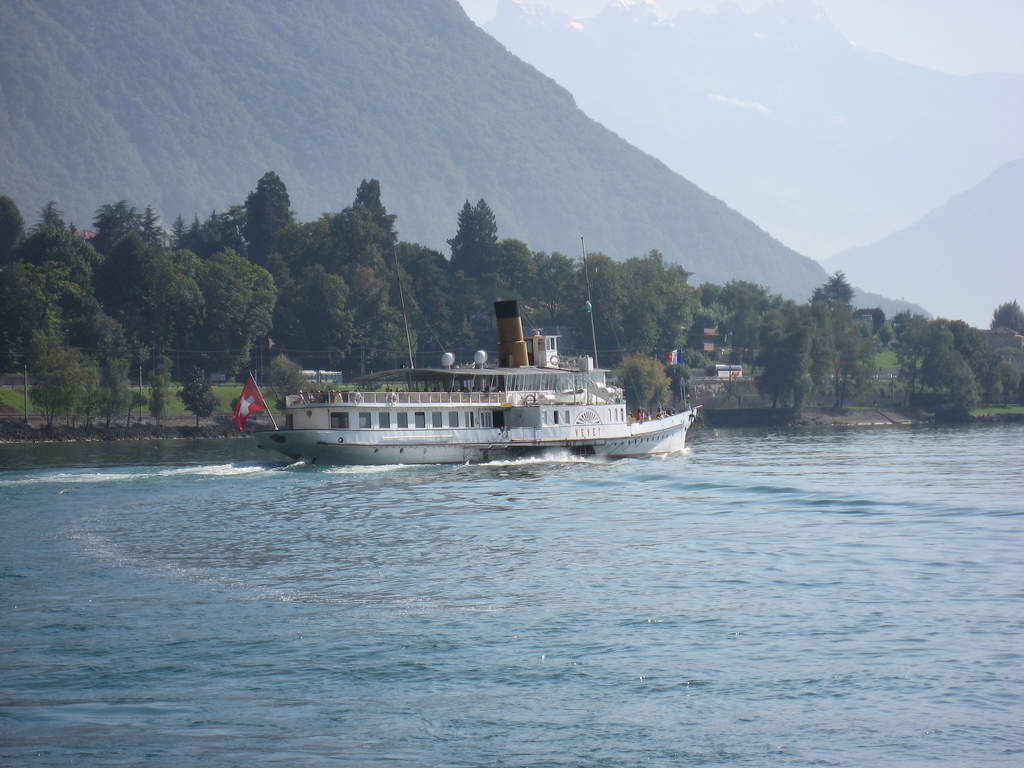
[330,410,493,430]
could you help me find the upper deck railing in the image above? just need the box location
[286,390,507,408]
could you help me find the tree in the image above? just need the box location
[0,195,24,263]
[268,354,306,408]
[893,312,928,394]
[614,354,670,413]
[448,199,498,279]
[831,317,874,408]
[14,222,104,291]
[29,331,84,428]
[244,171,293,266]
[811,271,855,309]
[35,201,67,232]
[170,215,187,250]
[197,249,277,375]
[720,280,773,363]
[92,201,141,256]
[148,357,172,424]
[140,205,163,248]
[997,362,1020,407]
[178,366,219,426]
[756,303,811,409]
[290,264,354,358]
[79,356,101,428]
[97,354,130,429]
[128,389,148,427]
[991,300,1024,332]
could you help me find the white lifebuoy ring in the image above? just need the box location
[524,393,537,406]
[386,392,399,406]
[351,391,362,404]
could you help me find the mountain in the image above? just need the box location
[0,0,827,300]
[485,0,1024,260]
[825,159,1024,328]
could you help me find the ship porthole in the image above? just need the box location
[337,437,344,444]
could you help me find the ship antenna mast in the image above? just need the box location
[394,246,415,369]
[580,235,599,368]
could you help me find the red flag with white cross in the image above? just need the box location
[233,373,268,432]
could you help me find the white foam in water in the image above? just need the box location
[155,463,268,478]
[0,463,273,487]
[320,464,418,475]
[477,451,604,467]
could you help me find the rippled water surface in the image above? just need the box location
[2,424,1022,766]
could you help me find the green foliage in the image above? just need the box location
[29,331,85,428]
[244,171,293,267]
[614,354,671,413]
[449,199,499,279]
[0,176,1014,421]
[197,249,277,376]
[756,302,812,409]
[97,354,131,429]
[148,357,173,424]
[92,201,143,256]
[268,355,307,409]
[811,271,855,309]
[0,195,24,263]
[991,300,1024,332]
[178,366,219,426]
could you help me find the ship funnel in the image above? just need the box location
[494,300,530,368]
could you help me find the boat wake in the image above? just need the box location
[0,463,275,487]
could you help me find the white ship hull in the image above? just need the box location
[256,406,697,465]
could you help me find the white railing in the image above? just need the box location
[285,389,623,409]
[286,390,507,408]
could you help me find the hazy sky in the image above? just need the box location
[458,0,1024,76]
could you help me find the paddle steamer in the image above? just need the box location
[255,301,698,464]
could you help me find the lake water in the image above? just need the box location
[1,423,1022,766]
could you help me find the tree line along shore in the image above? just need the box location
[1,172,1022,442]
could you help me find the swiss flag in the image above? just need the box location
[233,373,268,432]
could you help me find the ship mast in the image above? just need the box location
[580,236,599,368]
[393,246,415,369]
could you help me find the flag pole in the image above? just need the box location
[251,371,279,430]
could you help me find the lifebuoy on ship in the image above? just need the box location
[351,391,362,404]
[386,392,398,406]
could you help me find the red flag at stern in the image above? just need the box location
[233,373,268,432]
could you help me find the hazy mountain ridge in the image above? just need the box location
[486,0,1024,260]
[1,0,829,300]
[825,158,1024,327]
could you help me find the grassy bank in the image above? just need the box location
[0,384,242,418]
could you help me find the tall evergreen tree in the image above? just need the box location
[448,199,498,279]
[92,201,141,256]
[0,195,24,263]
[244,171,293,267]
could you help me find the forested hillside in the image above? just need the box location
[0,0,826,299]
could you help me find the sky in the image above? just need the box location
[457,0,1024,76]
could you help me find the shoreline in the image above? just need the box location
[701,406,1024,428]
[0,418,247,444]
[2,408,1021,445]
